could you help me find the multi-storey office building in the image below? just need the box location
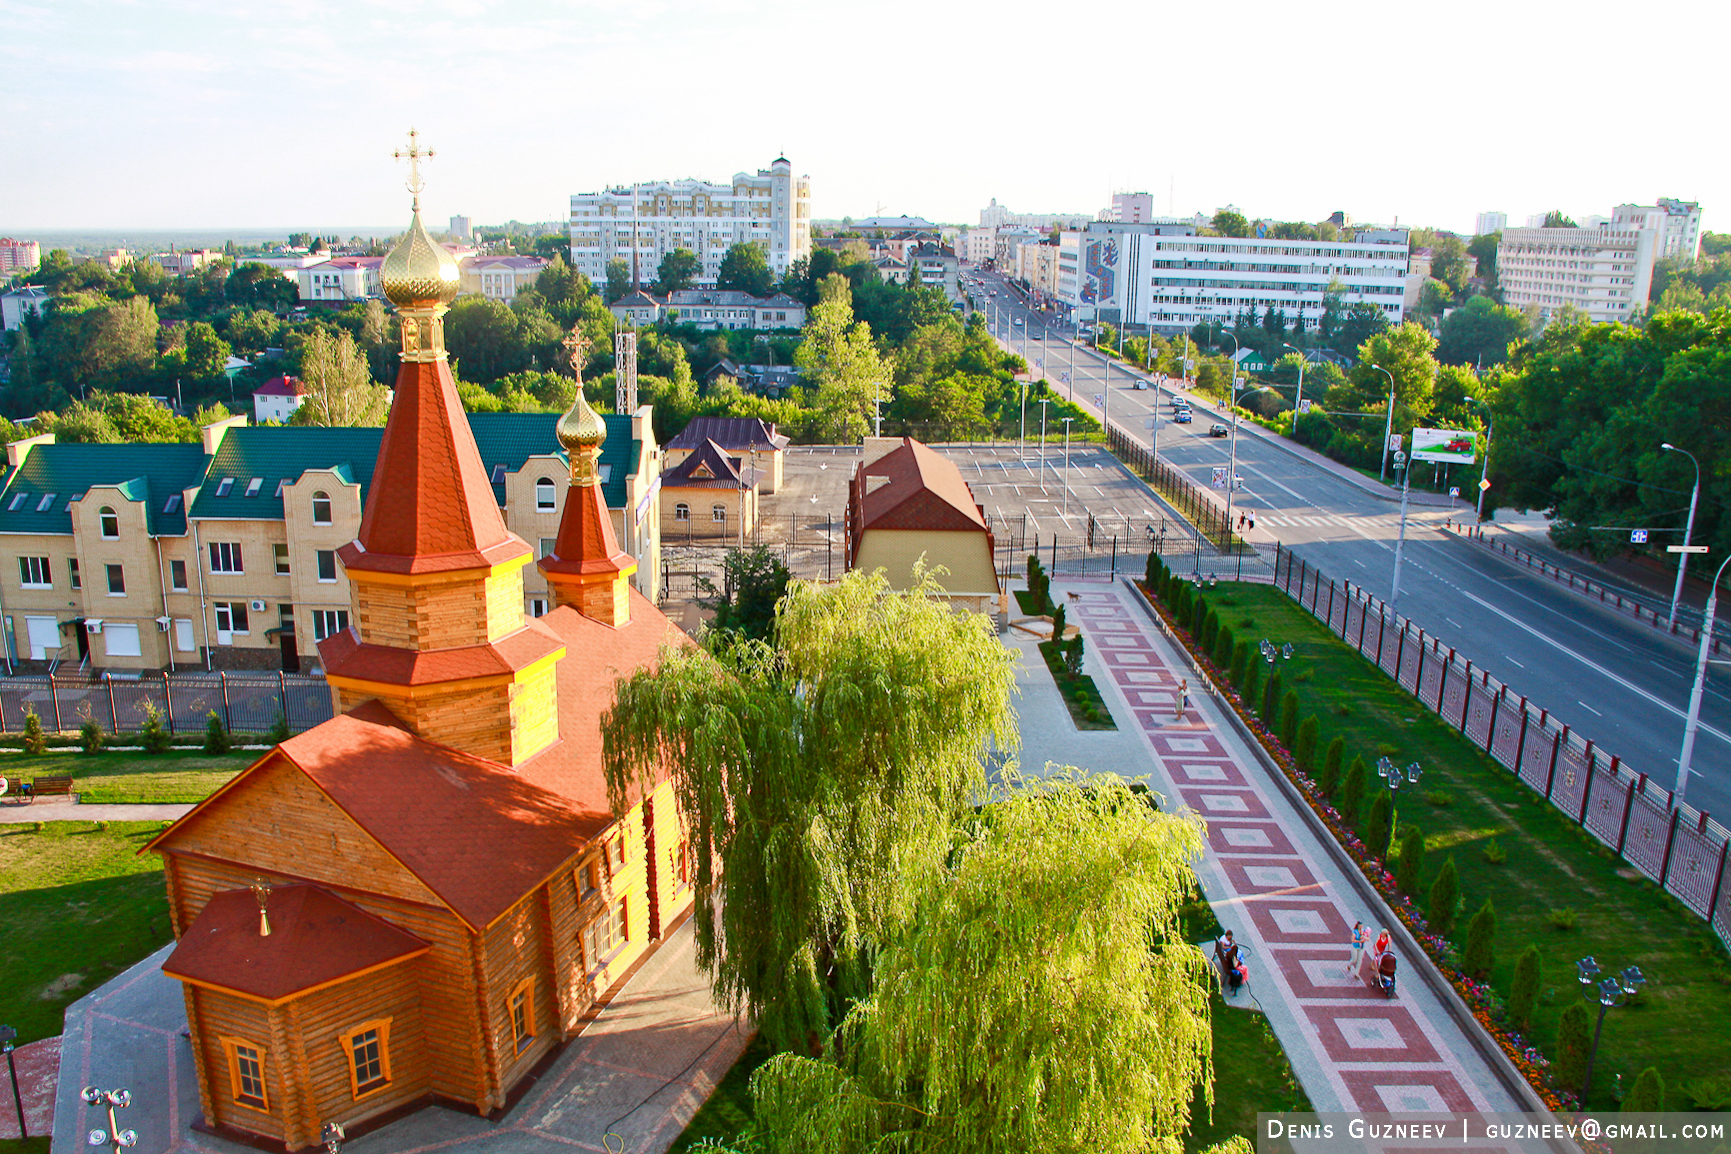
[1496,225,1656,323]
[1475,212,1508,236]
[0,410,662,675]
[567,157,810,289]
[1612,198,1703,262]
[1058,221,1408,333]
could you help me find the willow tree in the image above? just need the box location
[734,769,1218,1154]
[600,569,1018,1052]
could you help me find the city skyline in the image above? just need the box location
[0,0,1721,237]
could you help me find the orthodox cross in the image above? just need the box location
[563,327,591,384]
[393,128,436,210]
[249,878,274,937]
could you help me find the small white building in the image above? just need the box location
[295,257,383,303]
[1,285,49,331]
[252,375,308,424]
[610,290,807,331]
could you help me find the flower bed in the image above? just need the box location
[1135,579,1572,1112]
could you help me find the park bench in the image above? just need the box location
[26,774,75,801]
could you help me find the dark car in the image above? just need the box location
[1209,423,1230,437]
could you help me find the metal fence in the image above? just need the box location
[1105,422,1244,551]
[1271,544,1731,948]
[0,672,334,737]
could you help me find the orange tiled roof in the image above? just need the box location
[539,478,632,580]
[163,883,429,1004]
[319,617,565,685]
[346,357,531,576]
[849,438,990,567]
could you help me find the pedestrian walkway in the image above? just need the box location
[0,796,192,823]
[53,916,750,1154]
[1042,579,1532,1119]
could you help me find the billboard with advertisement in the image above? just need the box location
[1410,427,1479,465]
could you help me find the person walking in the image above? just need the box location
[1175,677,1189,721]
[1347,920,1366,976]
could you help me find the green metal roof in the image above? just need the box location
[189,426,383,520]
[0,443,208,536]
[468,413,640,509]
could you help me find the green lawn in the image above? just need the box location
[1169,582,1731,1109]
[1037,639,1117,730]
[3,748,254,804]
[0,822,173,1046]
[670,1032,772,1151]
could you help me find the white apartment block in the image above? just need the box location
[568,157,810,289]
[1110,193,1157,224]
[963,228,995,264]
[1497,225,1656,323]
[1612,198,1702,261]
[1059,222,1409,333]
[1475,211,1508,236]
[978,199,1091,232]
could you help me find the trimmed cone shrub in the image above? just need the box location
[1065,632,1085,677]
[22,708,46,755]
[1397,825,1426,896]
[1230,639,1252,688]
[1191,591,1207,638]
[268,710,290,746]
[1279,690,1300,749]
[1320,736,1345,796]
[1214,624,1236,671]
[141,702,173,754]
[80,716,105,755]
[1242,660,1263,715]
[1341,756,1367,822]
[1051,602,1067,640]
[1507,945,1542,1035]
[1294,715,1320,771]
[1622,1066,1665,1112]
[1555,1002,1593,1099]
[1428,857,1460,939]
[1462,898,1496,980]
[204,710,231,755]
[1365,792,1393,862]
[1145,550,1161,586]
[1201,607,1219,654]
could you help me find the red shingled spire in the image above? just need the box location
[343,357,530,575]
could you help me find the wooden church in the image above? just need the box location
[148,186,693,1151]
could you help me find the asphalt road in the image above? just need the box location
[962,264,1731,826]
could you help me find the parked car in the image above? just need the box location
[1209,423,1230,437]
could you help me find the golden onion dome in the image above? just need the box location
[556,387,607,456]
[381,208,460,306]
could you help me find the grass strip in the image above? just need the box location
[1145,576,1731,1110]
[1037,639,1117,730]
[4,748,254,804]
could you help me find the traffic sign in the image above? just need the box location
[1669,545,1710,554]
[1094,394,1104,407]
[1449,487,1461,498]
[1388,434,1404,451]
[1631,529,1648,543]
[1297,399,1312,414]
[1478,479,1491,491]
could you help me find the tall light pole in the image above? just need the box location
[1037,397,1053,485]
[1468,397,1493,522]
[1222,330,1242,544]
[1282,342,1306,432]
[1373,364,1397,482]
[1390,441,1413,613]
[1675,551,1730,807]
[1662,442,1700,626]
[1061,416,1074,516]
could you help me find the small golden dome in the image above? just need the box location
[382,208,460,306]
[556,388,607,456]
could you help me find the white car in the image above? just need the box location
[1012,317,1024,326]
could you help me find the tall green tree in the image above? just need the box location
[1437,295,1528,367]
[1212,210,1252,238]
[655,247,700,295]
[600,570,1017,1054]
[737,769,1216,1154]
[604,258,632,304]
[699,545,792,644]
[292,327,389,426]
[717,243,775,296]
[1429,235,1471,295]
[794,291,891,443]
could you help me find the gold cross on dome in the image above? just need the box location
[563,327,591,381]
[393,127,436,209]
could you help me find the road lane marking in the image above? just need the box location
[1579,701,1603,717]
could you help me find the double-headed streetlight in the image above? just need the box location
[1375,757,1421,859]
[1282,342,1306,427]
[81,1085,138,1150]
[1222,331,1243,545]
[1661,442,1700,626]
[1574,957,1645,1104]
[1373,364,1397,482]
[1675,550,1731,808]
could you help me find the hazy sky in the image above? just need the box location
[2,0,1723,237]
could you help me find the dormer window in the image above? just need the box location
[244,478,263,497]
[99,506,119,539]
[312,491,332,524]
[215,478,234,497]
[36,493,55,512]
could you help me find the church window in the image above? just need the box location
[508,977,536,1053]
[221,1037,269,1111]
[312,491,332,524]
[341,1018,393,1098]
[536,478,556,510]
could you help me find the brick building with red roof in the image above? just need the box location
[149,197,694,1151]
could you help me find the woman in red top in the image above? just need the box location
[1373,927,1391,956]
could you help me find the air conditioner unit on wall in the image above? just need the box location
[249,600,267,613]
[86,619,103,634]
[155,616,171,632]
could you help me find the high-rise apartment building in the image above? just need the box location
[0,238,41,276]
[1612,198,1702,261]
[568,157,810,289]
[1111,193,1157,224]
[1497,224,1656,323]
[1475,212,1507,236]
[1058,221,1408,333]
[449,214,473,240]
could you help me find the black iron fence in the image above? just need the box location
[0,671,333,736]
[1105,423,1245,552]
[1272,544,1731,948]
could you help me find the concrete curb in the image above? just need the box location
[1120,576,1555,1117]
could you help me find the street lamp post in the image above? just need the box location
[1037,398,1053,486]
[1674,551,1731,807]
[1467,397,1494,523]
[1373,364,1397,482]
[1390,443,1413,613]
[1662,443,1700,626]
[80,1084,138,1151]
[1282,342,1306,429]
[2,1025,25,1140]
[1222,332,1242,548]
[1061,417,1074,517]
[1574,958,1644,1105]
[1374,757,1421,860]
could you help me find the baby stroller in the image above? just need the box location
[1376,950,1397,998]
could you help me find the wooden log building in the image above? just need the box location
[147,195,693,1151]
